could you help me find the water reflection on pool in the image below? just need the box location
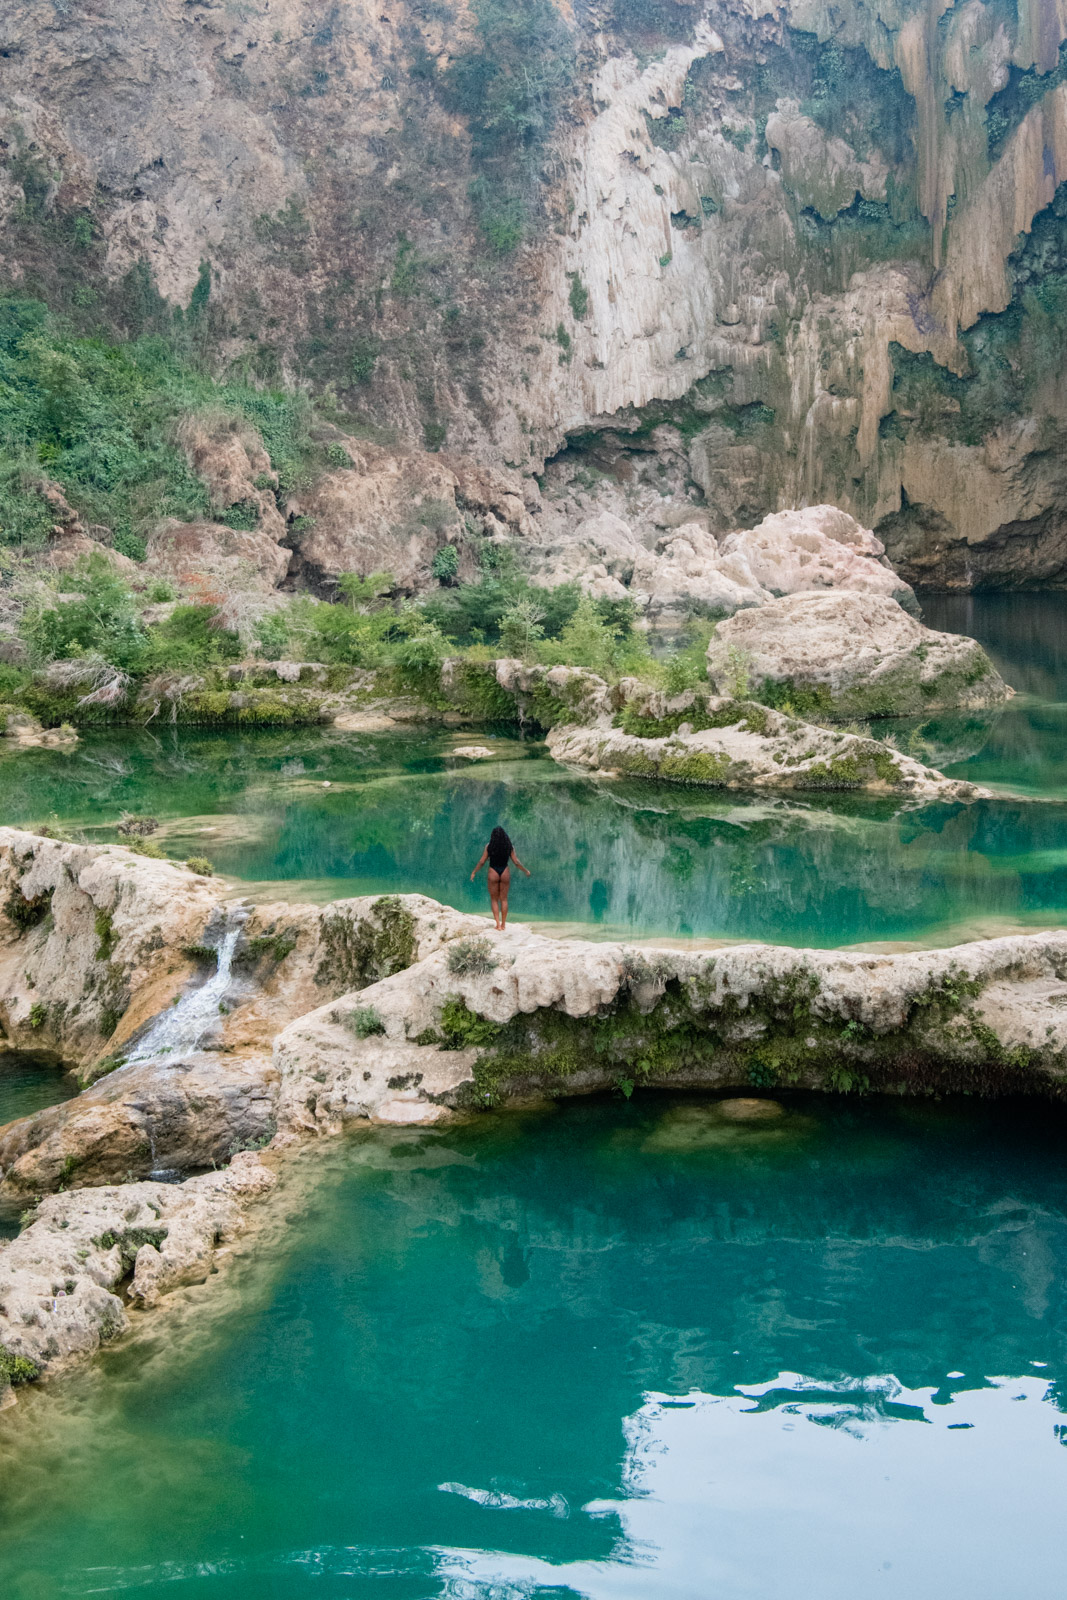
[2,594,1067,948]
[1,1095,1065,1598]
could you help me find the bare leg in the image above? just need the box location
[499,867,510,930]
[488,869,502,929]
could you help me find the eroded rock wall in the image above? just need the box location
[5,1,1067,585]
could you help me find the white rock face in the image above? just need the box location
[629,522,769,625]
[274,928,1067,1132]
[0,832,226,1068]
[706,591,1012,716]
[0,1051,278,1197]
[718,507,913,606]
[765,100,888,220]
[529,505,914,629]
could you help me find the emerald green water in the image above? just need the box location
[0,1054,74,1128]
[2,1095,1067,1598]
[2,595,1067,948]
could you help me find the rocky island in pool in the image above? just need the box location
[5,0,1067,1589]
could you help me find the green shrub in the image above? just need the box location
[255,611,290,658]
[219,498,259,530]
[442,0,575,250]
[0,294,324,553]
[185,856,214,876]
[23,556,146,668]
[446,935,499,976]
[141,604,241,672]
[567,272,590,319]
[0,1349,39,1387]
[439,995,503,1049]
[125,838,165,860]
[94,907,118,960]
[431,544,460,584]
[348,1005,386,1038]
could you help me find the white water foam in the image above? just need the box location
[438,1484,570,1518]
[124,907,248,1064]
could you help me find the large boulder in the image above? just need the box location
[546,699,985,801]
[0,1051,278,1196]
[527,510,646,601]
[630,521,767,623]
[529,505,915,630]
[144,518,291,595]
[717,506,914,609]
[706,591,1012,718]
[287,442,533,592]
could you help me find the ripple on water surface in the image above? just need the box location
[1,1094,1067,1598]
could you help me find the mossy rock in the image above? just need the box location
[315,896,417,991]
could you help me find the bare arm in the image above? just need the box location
[510,849,532,877]
[470,846,489,881]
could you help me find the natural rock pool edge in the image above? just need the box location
[1,826,1066,1403]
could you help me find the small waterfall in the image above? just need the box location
[125,907,248,1064]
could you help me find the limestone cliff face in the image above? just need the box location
[5,0,1067,586]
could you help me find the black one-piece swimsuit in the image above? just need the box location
[487,839,511,874]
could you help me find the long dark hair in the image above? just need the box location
[489,825,512,855]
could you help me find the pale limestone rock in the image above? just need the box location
[372,1097,452,1126]
[529,506,913,629]
[765,100,888,220]
[546,704,985,802]
[0,1152,275,1391]
[274,928,1067,1129]
[718,507,914,608]
[451,746,495,761]
[332,710,399,732]
[289,442,532,593]
[38,484,141,577]
[527,510,644,594]
[706,592,1012,717]
[629,523,768,625]
[0,1051,278,1197]
[445,660,983,797]
[274,1021,479,1137]
[0,831,225,1067]
[0,832,493,1092]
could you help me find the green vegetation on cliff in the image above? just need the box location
[882,186,1067,449]
[0,297,326,556]
[438,0,575,252]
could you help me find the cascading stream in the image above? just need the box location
[124,906,249,1064]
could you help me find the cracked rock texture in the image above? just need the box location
[274,926,1067,1128]
[528,504,915,629]
[546,706,986,801]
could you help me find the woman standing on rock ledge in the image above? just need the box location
[471,825,531,931]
